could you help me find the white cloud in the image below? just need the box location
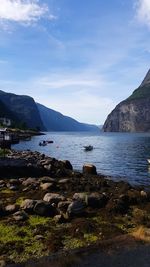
[135,0,150,27]
[0,0,55,25]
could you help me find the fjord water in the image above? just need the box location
[13,132,150,186]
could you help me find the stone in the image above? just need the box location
[73,193,88,203]
[140,190,147,198]
[5,204,18,214]
[22,177,39,187]
[87,193,108,208]
[43,193,65,204]
[33,201,56,217]
[83,164,97,175]
[0,260,6,267]
[21,199,37,213]
[39,177,55,183]
[61,160,73,170]
[40,183,54,190]
[13,211,28,221]
[58,201,71,213]
[67,200,86,216]
[58,178,70,184]
[54,214,66,223]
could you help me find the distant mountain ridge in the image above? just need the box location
[0,90,99,132]
[103,69,150,132]
[37,103,99,132]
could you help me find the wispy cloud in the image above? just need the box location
[0,0,55,26]
[135,0,150,27]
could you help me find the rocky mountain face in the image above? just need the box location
[103,69,150,132]
[0,90,45,130]
[37,103,99,132]
[0,90,99,132]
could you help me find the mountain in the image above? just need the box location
[0,99,17,121]
[0,90,45,130]
[103,69,150,132]
[37,103,99,132]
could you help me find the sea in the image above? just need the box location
[12,131,150,187]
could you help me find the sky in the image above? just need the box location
[0,0,150,125]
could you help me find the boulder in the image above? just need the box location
[67,200,86,216]
[83,164,97,175]
[22,177,39,187]
[87,193,108,208]
[13,211,28,221]
[58,201,71,213]
[21,199,37,213]
[73,193,88,203]
[33,201,56,217]
[61,160,73,170]
[5,204,19,214]
[43,193,65,204]
[40,183,54,191]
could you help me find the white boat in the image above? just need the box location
[147,159,150,164]
[84,145,93,151]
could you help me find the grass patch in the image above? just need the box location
[29,215,50,226]
[63,237,85,250]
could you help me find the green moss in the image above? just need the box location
[0,188,14,194]
[84,233,98,243]
[63,237,84,250]
[29,215,50,226]
[15,197,25,205]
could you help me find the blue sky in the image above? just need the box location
[0,0,150,124]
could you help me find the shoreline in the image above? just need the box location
[1,149,150,266]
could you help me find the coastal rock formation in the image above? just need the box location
[103,69,150,132]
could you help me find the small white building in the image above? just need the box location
[0,118,11,127]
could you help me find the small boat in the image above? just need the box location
[39,140,54,146]
[84,145,93,151]
[39,141,47,146]
[147,159,150,164]
[46,140,54,144]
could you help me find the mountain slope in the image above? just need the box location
[37,103,99,132]
[103,69,150,132]
[0,90,45,130]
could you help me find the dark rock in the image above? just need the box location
[67,200,86,216]
[33,201,56,217]
[54,214,66,223]
[87,192,108,208]
[58,201,71,213]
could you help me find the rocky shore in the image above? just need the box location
[1,150,150,266]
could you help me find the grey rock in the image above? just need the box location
[21,199,37,213]
[43,193,65,204]
[13,211,28,221]
[67,200,86,215]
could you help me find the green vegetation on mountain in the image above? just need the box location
[128,85,150,101]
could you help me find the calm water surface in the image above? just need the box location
[12,132,150,186]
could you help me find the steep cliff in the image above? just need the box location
[103,69,150,132]
[0,90,45,130]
